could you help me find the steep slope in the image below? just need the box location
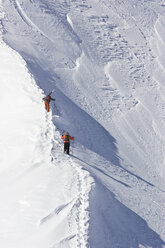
[0,35,92,248]
[1,0,165,247]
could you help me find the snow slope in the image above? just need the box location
[0,19,92,248]
[1,0,165,247]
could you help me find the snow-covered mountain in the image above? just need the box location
[0,0,165,247]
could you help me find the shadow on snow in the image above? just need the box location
[89,180,165,248]
[20,55,165,248]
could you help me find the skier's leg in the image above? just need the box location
[45,102,49,112]
[47,102,50,112]
[67,143,70,154]
[64,143,67,153]
[45,102,47,111]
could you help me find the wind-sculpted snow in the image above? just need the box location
[0,30,92,248]
[1,0,165,247]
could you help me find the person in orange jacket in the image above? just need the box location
[43,92,55,112]
[61,132,74,155]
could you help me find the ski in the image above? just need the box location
[48,89,55,95]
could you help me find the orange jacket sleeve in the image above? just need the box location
[70,136,74,141]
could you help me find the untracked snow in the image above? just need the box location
[0,0,165,247]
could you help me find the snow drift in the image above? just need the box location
[0,0,165,247]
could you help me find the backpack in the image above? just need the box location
[64,135,69,142]
[46,95,50,100]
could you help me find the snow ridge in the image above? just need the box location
[0,31,93,247]
[51,133,93,248]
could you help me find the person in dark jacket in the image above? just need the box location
[61,132,74,154]
[43,93,55,112]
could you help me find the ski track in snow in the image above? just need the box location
[11,0,81,70]
[13,0,49,39]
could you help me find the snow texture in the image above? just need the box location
[0,0,165,247]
